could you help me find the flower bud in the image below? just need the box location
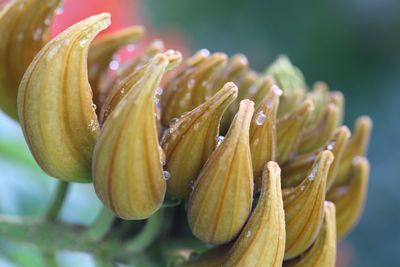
[334,116,372,186]
[284,201,336,267]
[100,49,181,124]
[161,82,238,199]
[161,52,228,126]
[282,126,350,190]
[88,26,145,107]
[188,100,254,244]
[211,54,248,94]
[283,150,333,259]
[297,103,341,155]
[276,100,314,164]
[92,54,170,219]
[327,156,369,239]
[250,85,281,189]
[18,13,111,182]
[224,162,286,267]
[0,0,61,120]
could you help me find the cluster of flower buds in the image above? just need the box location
[0,0,372,266]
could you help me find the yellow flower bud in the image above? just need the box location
[327,156,369,239]
[161,52,228,126]
[188,100,254,244]
[250,84,281,189]
[284,201,336,267]
[92,54,170,219]
[88,26,145,107]
[276,100,314,164]
[0,0,61,120]
[18,13,111,182]
[161,82,238,199]
[283,150,333,259]
[224,162,286,267]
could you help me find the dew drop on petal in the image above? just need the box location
[92,104,97,111]
[33,28,43,40]
[156,87,163,96]
[193,122,200,130]
[126,44,135,52]
[199,49,210,57]
[120,88,125,94]
[109,60,120,71]
[163,171,170,181]
[308,165,318,181]
[55,5,64,15]
[255,111,267,125]
[187,79,196,89]
[327,141,336,150]
[246,230,252,238]
[217,136,224,146]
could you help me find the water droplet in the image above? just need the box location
[187,79,196,89]
[163,171,170,181]
[79,39,89,47]
[33,28,43,40]
[246,230,252,238]
[308,165,318,181]
[92,104,97,111]
[300,185,305,191]
[55,5,64,15]
[217,136,224,146]
[156,87,163,96]
[199,49,210,57]
[46,45,60,62]
[44,17,51,26]
[165,49,175,56]
[255,112,267,125]
[190,180,196,191]
[272,85,283,96]
[254,138,259,145]
[327,141,336,150]
[88,119,98,132]
[109,60,120,71]
[120,88,125,94]
[126,44,135,52]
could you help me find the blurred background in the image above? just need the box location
[1,0,399,266]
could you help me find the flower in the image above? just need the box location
[0,0,372,266]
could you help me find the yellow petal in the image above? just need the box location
[88,25,145,108]
[276,100,314,164]
[282,126,350,189]
[224,161,286,267]
[99,49,181,124]
[250,85,281,189]
[283,150,334,259]
[92,54,169,220]
[297,103,340,155]
[0,0,61,120]
[212,54,248,94]
[284,201,336,267]
[161,82,238,199]
[17,13,111,182]
[327,157,369,239]
[188,100,254,244]
[334,116,372,186]
[161,52,228,126]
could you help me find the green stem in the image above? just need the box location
[44,181,69,221]
[85,207,115,241]
[42,251,58,267]
[125,209,165,253]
